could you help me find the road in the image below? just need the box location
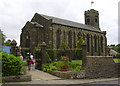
[2,80,120,86]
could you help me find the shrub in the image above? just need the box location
[47,50,55,61]
[75,37,84,60]
[57,42,69,58]
[74,49,82,59]
[2,52,23,76]
[42,63,57,72]
[116,53,120,58]
[60,56,70,69]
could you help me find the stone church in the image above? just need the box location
[20,9,107,56]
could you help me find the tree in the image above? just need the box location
[4,39,12,46]
[75,37,84,59]
[116,44,120,53]
[76,37,84,49]
[109,44,120,53]
[0,29,6,45]
[60,42,69,49]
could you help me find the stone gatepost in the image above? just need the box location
[81,42,87,67]
[41,42,47,65]
[35,49,41,70]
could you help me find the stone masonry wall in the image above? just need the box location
[85,56,120,79]
[48,56,119,79]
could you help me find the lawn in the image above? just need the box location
[72,60,82,65]
[113,59,120,63]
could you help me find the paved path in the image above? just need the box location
[28,70,61,80]
[3,69,119,85]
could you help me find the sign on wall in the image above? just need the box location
[2,46,10,54]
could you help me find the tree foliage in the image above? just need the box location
[2,52,23,76]
[75,37,84,59]
[109,44,120,53]
[60,42,69,49]
[0,29,6,45]
[76,37,84,49]
[4,39,12,46]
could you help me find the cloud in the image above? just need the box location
[0,0,119,45]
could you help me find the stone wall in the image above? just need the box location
[85,56,120,79]
[2,74,31,82]
[48,56,119,79]
[48,70,85,79]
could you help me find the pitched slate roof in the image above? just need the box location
[37,13,102,32]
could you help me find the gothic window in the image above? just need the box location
[86,34,90,52]
[98,36,100,56]
[25,31,30,48]
[101,36,103,52]
[78,32,81,40]
[63,30,65,43]
[83,34,85,40]
[68,30,72,48]
[95,18,97,23]
[73,32,76,48]
[91,35,93,55]
[56,29,61,49]
[94,35,97,52]
[86,19,90,24]
[95,16,98,18]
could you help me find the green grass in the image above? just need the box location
[72,60,82,65]
[113,59,120,63]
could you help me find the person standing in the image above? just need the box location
[30,54,35,70]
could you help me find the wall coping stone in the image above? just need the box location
[87,56,113,58]
[2,74,31,82]
[48,70,85,79]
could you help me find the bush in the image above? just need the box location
[47,50,55,61]
[74,49,82,60]
[2,52,23,76]
[116,53,120,58]
[57,42,69,58]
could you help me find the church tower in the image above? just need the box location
[84,9,100,30]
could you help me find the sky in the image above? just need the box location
[0,0,119,46]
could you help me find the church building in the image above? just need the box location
[20,9,107,56]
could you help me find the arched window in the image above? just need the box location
[78,32,81,40]
[63,30,66,43]
[25,31,30,48]
[94,35,97,52]
[83,33,85,40]
[86,34,90,52]
[86,19,90,24]
[56,29,61,49]
[98,36,100,56]
[95,18,97,23]
[101,36,103,52]
[73,32,76,48]
[91,35,93,55]
[68,30,72,48]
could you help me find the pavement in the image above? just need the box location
[2,69,119,85]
